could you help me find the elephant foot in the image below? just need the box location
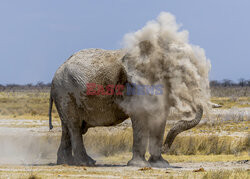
[127,157,150,167]
[73,154,96,166]
[148,155,170,168]
[86,154,96,165]
[57,154,74,165]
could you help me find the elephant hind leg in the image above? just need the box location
[53,94,74,165]
[81,120,96,164]
[68,121,95,166]
[57,122,74,165]
[54,93,95,166]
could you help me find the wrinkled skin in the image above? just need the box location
[49,48,203,168]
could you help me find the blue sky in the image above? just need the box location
[0,0,249,84]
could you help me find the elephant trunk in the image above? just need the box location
[162,105,203,153]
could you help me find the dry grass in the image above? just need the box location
[0,90,249,117]
[0,92,58,119]
[211,97,250,109]
[211,86,250,97]
[0,129,248,164]
[84,127,133,156]
[0,91,249,118]
[100,152,250,163]
[0,166,248,179]
[82,127,250,156]
[199,169,249,179]
[0,91,249,157]
[0,90,249,178]
[166,135,250,155]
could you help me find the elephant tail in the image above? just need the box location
[162,105,203,153]
[49,92,54,130]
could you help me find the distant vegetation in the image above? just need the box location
[210,79,250,97]
[0,81,51,92]
[210,78,250,87]
[0,79,250,95]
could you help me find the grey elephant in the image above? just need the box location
[49,41,203,168]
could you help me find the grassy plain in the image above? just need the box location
[0,88,249,178]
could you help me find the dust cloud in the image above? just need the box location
[0,134,59,165]
[121,12,211,120]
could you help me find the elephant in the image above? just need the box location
[49,44,203,168]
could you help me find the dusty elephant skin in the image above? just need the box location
[48,46,203,168]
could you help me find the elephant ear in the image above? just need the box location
[139,40,154,56]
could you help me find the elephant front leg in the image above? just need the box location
[68,122,95,166]
[57,122,74,165]
[127,116,150,167]
[148,118,170,168]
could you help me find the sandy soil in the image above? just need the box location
[0,108,249,178]
[0,160,249,178]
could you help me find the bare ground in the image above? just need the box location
[0,108,249,178]
[0,161,249,178]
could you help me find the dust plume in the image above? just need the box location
[0,134,59,165]
[121,12,211,120]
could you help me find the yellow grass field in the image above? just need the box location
[0,91,249,178]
